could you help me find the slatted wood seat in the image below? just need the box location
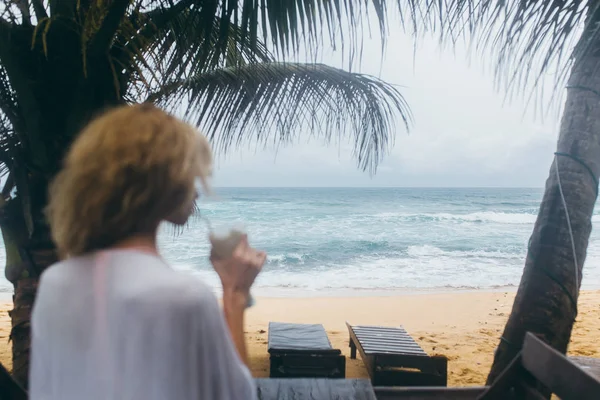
[269,322,346,378]
[347,323,448,387]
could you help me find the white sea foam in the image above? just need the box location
[375,211,537,224]
[406,245,524,260]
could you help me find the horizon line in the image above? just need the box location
[211,186,545,189]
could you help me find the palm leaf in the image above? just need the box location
[147,62,411,174]
[11,0,595,103]
[0,111,18,179]
[108,0,415,85]
[116,11,275,101]
[0,65,22,180]
[405,1,595,104]
[0,65,23,134]
[120,1,595,112]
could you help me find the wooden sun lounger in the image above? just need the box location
[268,322,346,378]
[347,323,448,387]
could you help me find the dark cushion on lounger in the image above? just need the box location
[268,322,341,355]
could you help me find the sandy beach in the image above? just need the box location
[0,290,598,386]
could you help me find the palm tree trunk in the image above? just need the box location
[486,30,600,390]
[1,196,56,389]
[8,242,55,390]
[10,276,37,389]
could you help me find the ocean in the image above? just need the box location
[1,187,599,295]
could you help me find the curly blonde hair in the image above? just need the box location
[47,103,213,258]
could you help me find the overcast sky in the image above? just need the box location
[210,16,564,188]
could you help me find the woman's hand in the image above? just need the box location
[210,235,266,299]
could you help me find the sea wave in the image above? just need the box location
[376,211,537,224]
[267,253,308,264]
[406,244,524,259]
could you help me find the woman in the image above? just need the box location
[30,103,265,399]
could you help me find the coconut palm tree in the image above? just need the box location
[418,0,600,388]
[0,0,413,387]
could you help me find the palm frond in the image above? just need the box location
[476,1,588,101]
[116,11,275,101]
[119,0,419,83]
[16,0,592,104]
[147,62,411,174]
[0,111,18,178]
[404,1,593,105]
[0,65,23,134]
[0,69,21,178]
[128,0,593,108]
[150,11,274,76]
[135,1,371,61]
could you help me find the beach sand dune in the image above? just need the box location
[0,290,598,386]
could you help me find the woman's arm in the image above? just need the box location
[192,288,257,400]
[210,235,266,366]
[222,290,250,365]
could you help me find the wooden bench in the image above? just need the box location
[268,322,346,378]
[256,378,375,399]
[570,356,600,380]
[347,323,448,387]
[476,332,600,400]
[373,386,486,400]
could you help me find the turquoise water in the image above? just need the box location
[1,188,599,295]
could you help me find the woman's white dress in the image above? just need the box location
[29,250,256,400]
